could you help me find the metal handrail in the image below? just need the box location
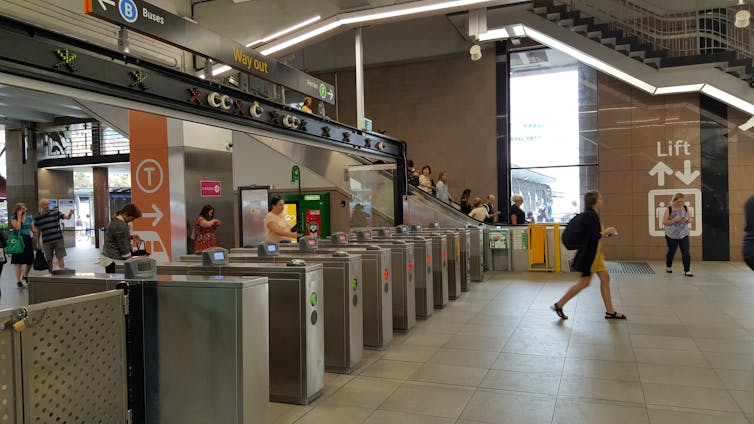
[561,0,754,61]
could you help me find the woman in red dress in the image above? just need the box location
[194,204,222,252]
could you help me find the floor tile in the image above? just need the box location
[401,332,453,347]
[358,359,422,380]
[563,358,639,381]
[703,352,754,370]
[633,348,710,368]
[695,339,754,355]
[479,369,561,395]
[492,352,565,373]
[363,410,455,424]
[558,376,645,404]
[566,342,636,362]
[321,376,400,409]
[408,363,488,387]
[552,398,649,424]
[643,382,741,412]
[459,389,556,423]
[379,382,474,419]
[637,363,725,388]
[428,348,499,369]
[382,344,438,363]
[630,335,699,351]
[457,323,516,338]
[731,391,754,414]
[267,402,312,424]
[716,369,754,391]
[686,326,754,341]
[443,334,507,352]
[628,323,690,337]
[646,406,750,424]
[294,404,373,424]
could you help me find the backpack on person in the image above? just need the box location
[561,213,587,250]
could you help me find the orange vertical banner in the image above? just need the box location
[129,111,172,262]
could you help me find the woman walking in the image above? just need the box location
[662,192,693,276]
[551,191,625,320]
[194,204,222,252]
[9,203,36,288]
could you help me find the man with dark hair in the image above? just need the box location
[34,198,74,272]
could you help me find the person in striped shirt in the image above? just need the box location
[33,199,74,272]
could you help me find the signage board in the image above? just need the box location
[200,180,222,197]
[84,0,336,103]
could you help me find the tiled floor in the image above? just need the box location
[5,247,754,423]
[267,262,754,424]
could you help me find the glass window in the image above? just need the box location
[509,48,599,222]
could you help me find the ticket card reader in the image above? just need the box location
[374,228,392,238]
[429,222,440,229]
[330,233,349,244]
[299,237,319,251]
[411,224,422,231]
[355,230,372,241]
[202,247,230,266]
[396,225,409,234]
[124,257,157,279]
[258,242,280,256]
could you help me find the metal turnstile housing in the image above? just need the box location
[409,232,448,308]
[393,235,433,318]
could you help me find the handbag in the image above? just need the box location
[0,248,6,264]
[133,241,150,257]
[6,231,24,255]
[33,249,49,271]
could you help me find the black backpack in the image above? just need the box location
[561,213,587,250]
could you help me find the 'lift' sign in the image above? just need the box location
[200,181,222,197]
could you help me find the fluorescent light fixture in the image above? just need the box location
[245,15,321,47]
[701,84,754,115]
[739,115,754,131]
[262,21,341,55]
[477,27,509,41]
[654,84,704,94]
[212,65,233,76]
[511,24,525,37]
[339,0,492,24]
[261,0,497,55]
[524,26,656,94]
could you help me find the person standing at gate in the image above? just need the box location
[194,205,222,252]
[509,194,526,225]
[34,198,74,272]
[662,192,693,276]
[264,196,300,243]
[551,191,624,320]
[100,204,143,273]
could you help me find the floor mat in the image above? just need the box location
[606,262,655,275]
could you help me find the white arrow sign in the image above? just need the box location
[142,203,164,227]
[649,161,673,186]
[675,160,700,185]
[98,0,115,11]
[327,88,334,101]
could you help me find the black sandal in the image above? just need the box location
[605,311,627,320]
[551,303,568,320]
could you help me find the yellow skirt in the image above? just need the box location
[591,239,607,273]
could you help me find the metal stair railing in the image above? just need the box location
[560,0,754,61]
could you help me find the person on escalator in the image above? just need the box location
[460,189,472,214]
[435,170,453,204]
[418,165,435,195]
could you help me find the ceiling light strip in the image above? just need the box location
[523,26,656,94]
[246,15,322,47]
[701,84,754,115]
[260,0,497,55]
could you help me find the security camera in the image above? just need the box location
[469,44,482,61]
[226,141,234,150]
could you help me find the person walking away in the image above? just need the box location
[9,203,37,287]
[509,194,526,225]
[460,189,472,214]
[264,196,300,243]
[662,192,693,276]
[407,160,420,187]
[436,170,453,204]
[100,204,143,273]
[194,204,222,252]
[744,195,754,271]
[545,198,555,222]
[34,198,74,272]
[551,191,625,320]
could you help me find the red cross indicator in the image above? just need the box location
[384,269,389,280]
[427,255,431,264]
[407,261,413,271]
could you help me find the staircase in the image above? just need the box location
[531,0,754,86]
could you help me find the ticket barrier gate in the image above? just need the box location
[429,230,461,300]
[454,228,472,292]
[227,242,392,350]
[28,272,270,423]
[468,226,484,281]
[130,262,325,405]
[175,253,361,374]
[407,229,448,308]
[392,232,434,319]
[322,233,416,332]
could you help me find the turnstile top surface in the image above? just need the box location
[158,261,323,273]
[129,274,269,288]
[29,273,122,283]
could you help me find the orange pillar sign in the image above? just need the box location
[129,111,171,262]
